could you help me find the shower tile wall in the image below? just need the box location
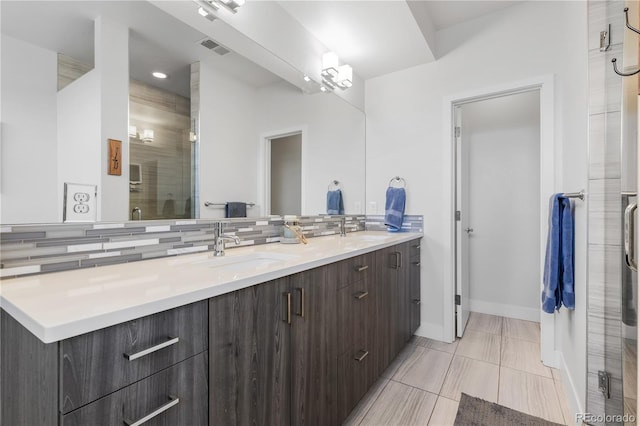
[587,0,625,421]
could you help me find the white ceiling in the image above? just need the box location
[1,1,523,94]
[278,0,521,79]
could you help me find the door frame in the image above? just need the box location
[259,126,307,216]
[442,74,557,367]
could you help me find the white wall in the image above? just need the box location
[1,36,59,224]
[57,70,101,221]
[256,81,366,215]
[365,1,588,411]
[96,17,129,222]
[198,56,258,219]
[463,91,541,320]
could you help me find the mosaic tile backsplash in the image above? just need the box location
[1,214,423,279]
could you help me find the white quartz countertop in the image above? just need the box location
[0,231,422,343]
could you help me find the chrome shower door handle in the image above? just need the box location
[464,227,474,234]
[625,202,638,271]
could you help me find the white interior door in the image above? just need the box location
[455,106,471,338]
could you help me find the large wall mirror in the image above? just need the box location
[1,0,366,224]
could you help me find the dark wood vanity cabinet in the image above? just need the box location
[1,237,421,426]
[209,265,339,426]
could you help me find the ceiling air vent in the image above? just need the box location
[199,38,231,56]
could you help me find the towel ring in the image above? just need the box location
[388,176,406,188]
[328,180,342,190]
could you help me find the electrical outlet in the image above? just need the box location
[367,201,377,214]
[73,203,90,214]
[64,183,97,223]
[354,201,362,213]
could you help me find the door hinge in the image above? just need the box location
[455,126,461,138]
[455,211,461,221]
[598,370,611,399]
[455,295,461,305]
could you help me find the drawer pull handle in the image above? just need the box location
[355,265,369,272]
[284,292,291,324]
[412,261,421,266]
[413,244,421,249]
[354,291,369,300]
[354,350,369,362]
[296,287,305,318]
[124,395,180,426]
[413,299,422,305]
[124,337,179,361]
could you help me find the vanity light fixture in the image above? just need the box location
[128,125,138,138]
[321,52,353,91]
[194,0,244,16]
[152,71,168,79]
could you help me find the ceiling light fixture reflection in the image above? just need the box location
[321,52,353,91]
[194,0,244,16]
[303,75,311,82]
[152,71,168,79]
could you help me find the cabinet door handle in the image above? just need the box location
[124,395,180,426]
[396,252,402,269]
[355,265,369,272]
[625,202,638,271]
[354,350,369,362]
[412,244,421,249]
[412,299,421,305]
[296,287,305,318]
[123,337,179,361]
[354,291,369,300]
[283,292,291,324]
[412,261,421,266]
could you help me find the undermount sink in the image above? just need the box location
[194,252,298,273]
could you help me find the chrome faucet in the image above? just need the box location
[212,222,241,257]
[131,207,142,220]
[340,216,347,237]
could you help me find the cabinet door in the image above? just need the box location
[209,278,291,426]
[291,264,338,426]
[397,242,412,349]
[410,241,422,336]
[374,246,395,376]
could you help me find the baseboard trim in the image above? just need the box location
[414,321,449,342]
[557,350,583,425]
[469,299,539,322]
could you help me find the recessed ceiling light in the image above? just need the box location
[152,72,168,79]
[303,75,311,82]
[198,7,209,17]
[320,86,327,92]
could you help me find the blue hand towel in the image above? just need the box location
[327,190,344,215]
[225,202,247,218]
[542,194,575,313]
[384,187,406,232]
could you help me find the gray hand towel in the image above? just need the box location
[226,202,247,218]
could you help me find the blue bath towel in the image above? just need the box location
[384,187,406,232]
[542,194,575,313]
[327,190,344,215]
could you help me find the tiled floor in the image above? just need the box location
[344,312,574,426]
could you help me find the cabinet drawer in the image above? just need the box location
[337,254,373,289]
[62,352,208,426]
[61,301,208,413]
[409,241,421,258]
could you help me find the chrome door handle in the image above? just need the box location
[465,227,474,234]
[625,202,638,271]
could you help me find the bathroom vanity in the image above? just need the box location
[0,232,421,425]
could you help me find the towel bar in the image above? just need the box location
[204,201,255,207]
[561,191,585,201]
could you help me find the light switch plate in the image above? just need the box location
[63,183,97,222]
